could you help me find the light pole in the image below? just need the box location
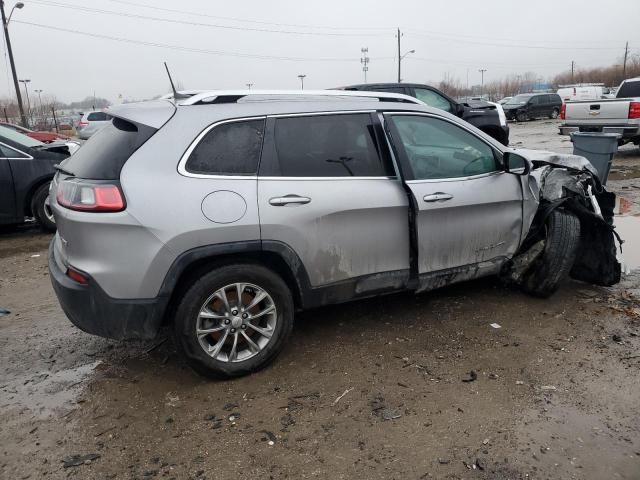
[245,83,253,90]
[34,88,43,118]
[398,49,415,83]
[1,1,27,127]
[360,47,369,83]
[478,69,487,96]
[297,74,306,90]
[19,78,30,125]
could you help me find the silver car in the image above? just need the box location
[48,90,620,378]
[76,110,112,140]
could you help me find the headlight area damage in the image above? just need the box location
[504,150,622,297]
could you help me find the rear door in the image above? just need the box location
[257,111,410,290]
[384,113,523,284]
[0,144,18,223]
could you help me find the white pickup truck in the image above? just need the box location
[559,77,640,146]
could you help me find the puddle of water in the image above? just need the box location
[615,215,640,270]
[0,361,100,418]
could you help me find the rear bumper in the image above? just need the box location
[48,240,168,340]
[559,124,640,138]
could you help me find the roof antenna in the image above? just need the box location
[164,62,188,99]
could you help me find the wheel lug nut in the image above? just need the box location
[231,310,238,315]
[230,328,236,333]
[242,313,248,319]
[224,319,230,325]
[241,324,247,329]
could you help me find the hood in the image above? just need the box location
[502,104,523,111]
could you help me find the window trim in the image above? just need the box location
[260,110,398,179]
[382,111,504,182]
[0,141,33,160]
[177,116,266,179]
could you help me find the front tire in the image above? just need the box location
[31,183,56,232]
[521,209,581,298]
[516,111,528,122]
[173,264,294,379]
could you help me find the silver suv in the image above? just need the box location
[48,90,619,378]
[76,110,113,140]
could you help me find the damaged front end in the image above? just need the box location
[506,150,622,289]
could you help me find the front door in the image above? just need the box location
[257,112,410,292]
[0,144,18,223]
[384,113,523,286]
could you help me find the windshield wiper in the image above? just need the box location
[54,164,75,176]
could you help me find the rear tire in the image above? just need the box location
[31,183,56,232]
[173,264,294,379]
[550,108,559,119]
[521,209,581,298]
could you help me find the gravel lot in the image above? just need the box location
[1,120,639,479]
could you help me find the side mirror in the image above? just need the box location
[503,152,531,176]
[455,103,465,117]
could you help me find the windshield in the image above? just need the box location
[0,125,44,148]
[505,95,531,105]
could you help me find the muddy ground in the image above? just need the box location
[1,120,640,479]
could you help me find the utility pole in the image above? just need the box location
[1,0,27,127]
[34,88,43,118]
[571,61,575,83]
[360,47,369,84]
[297,74,306,90]
[478,69,487,96]
[623,41,629,79]
[245,83,253,90]
[397,28,401,83]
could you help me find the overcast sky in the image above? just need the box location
[1,0,638,103]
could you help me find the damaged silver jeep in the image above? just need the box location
[48,92,622,378]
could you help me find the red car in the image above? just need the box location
[0,122,69,143]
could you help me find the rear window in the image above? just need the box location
[59,117,156,179]
[616,80,640,98]
[87,112,111,121]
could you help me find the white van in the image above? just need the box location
[556,84,612,102]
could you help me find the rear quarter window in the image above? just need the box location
[184,119,265,175]
[616,80,640,98]
[59,117,156,179]
[87,112,110,121]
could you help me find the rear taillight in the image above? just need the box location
[56,179,125,212]
[66,267,88,285]
[629,102,640,119]
[78,120,88,126]
[560,103,566,120]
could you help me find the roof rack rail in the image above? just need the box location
[161,90,424,106]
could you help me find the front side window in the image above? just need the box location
[389,115,498,180]
[185,119,265,175]
[268,113,393,177]
[0,143,29,158]
[413,88,453,112]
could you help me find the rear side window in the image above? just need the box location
[184,119,265,175]
[616,80,640,98]
[58,117,156,180]
[0,143,29,158]
[87,112,110,121]
[264,113,393,177]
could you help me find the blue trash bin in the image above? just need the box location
[570,132,621,185]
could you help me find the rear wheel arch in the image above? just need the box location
[160,242,308,325]
[23,176,53,217]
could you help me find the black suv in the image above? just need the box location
[502,93,563,122]
[340,83,509,145]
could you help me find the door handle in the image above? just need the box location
[423,192,454,202]
[269,195,311,206]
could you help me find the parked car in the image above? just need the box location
[556,84,612,102]
[0,122,69,143]
[559,77,640,146]
[76,110,113,139]
[48,90,620,379]
[502,93,563,121]
[498,97,512,105]
[339,83,509,145]
[0,125,74,231]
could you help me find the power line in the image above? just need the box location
[104,0,389,32]
[404,29,626,51]
[12,20,365,61]
[29,0,389,37]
